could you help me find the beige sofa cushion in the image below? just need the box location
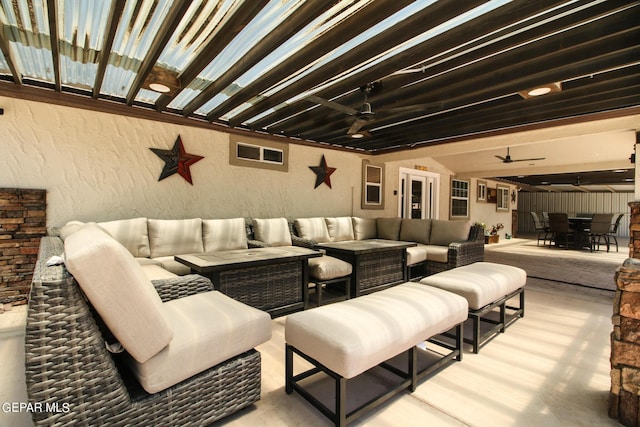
[400,219,431,244]
[429,220,470,246]
[294,217,331,243]
[352,217,377,240]
[420,262,526,310]
[64,224,173,364]
[286,282,468,379]
[59,220,86,240]
[253,218,292,246]
[148,218,204,258]
[141,264,179,281]
[150,256,192,275]
[98,217,151,258]
[406,245,428,266]
[424,245,449,263]
[325,217,355,242]
[202,218,248,252]
[308,255,353,281]
[126,290,271,394]
[376,217,402,240]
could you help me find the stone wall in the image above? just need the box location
[609,202,640,427]
[0,188,46,305]
[630,202,640,259]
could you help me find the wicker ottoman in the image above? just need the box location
[419,262,526,353]
[285,282,468,426]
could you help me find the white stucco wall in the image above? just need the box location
[0,97,367,228]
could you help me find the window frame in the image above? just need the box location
[450,178,470,218]
[229,135,288,172]
[361,161,385,210]
[496,185,510,211]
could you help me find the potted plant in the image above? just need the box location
[484,223,504,244]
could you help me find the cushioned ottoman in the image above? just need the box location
[285,282,467,426]
[419,262,526,353]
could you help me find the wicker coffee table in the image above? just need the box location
[175,247,321,317]
[318,239,416,297]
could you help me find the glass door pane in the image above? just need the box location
[411,178,425,218]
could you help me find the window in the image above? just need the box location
[477,180,486,202]
[229,136,288,172]
[236,143,283,164]
[450,179,469,218]
[361,161,384,209]
[497,185,510,211]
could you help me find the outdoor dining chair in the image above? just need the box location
[530,211,550,246]
[589,213,614,252]
[608,213,624,252]
[548,213,574,249]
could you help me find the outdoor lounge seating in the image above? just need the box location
[285,281,467,426]
[252,217,353,308]
[291,216,485,280]
[25,226,271,426]
[419,262,526,353]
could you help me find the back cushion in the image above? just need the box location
[430,220,471,246]
[202,218,248,252]
[64,224,173,363]
[376,217,402,240]
[400,219,431,244]
[148,218,204,258]
[253,218,292,246]
[59,220,86,241]
[98,217,151,258]
[352,217,377,240]
[294,217,331,243]
[325,217,355,242]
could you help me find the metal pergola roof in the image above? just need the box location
[0,0,638,156]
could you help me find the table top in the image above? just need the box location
[318,239,416,255]
[175,246,321,272]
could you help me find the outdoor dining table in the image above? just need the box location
[568,216,592,250]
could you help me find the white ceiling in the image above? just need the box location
[379,112,640,192]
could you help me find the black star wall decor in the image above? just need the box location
[309,155,337,189]
[150,136,204,185]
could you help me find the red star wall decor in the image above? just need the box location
[309,155,337,189]
[150,136,204,185]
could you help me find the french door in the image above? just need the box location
[398,168,439,219]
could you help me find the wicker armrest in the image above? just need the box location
[248,239,270,248]
[447,240,485,269]
[152,274,214,302]
[291,235,318,249]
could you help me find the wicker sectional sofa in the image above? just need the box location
[27,224,271,426]
[291,216,485,277]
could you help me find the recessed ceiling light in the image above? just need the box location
[624,178,634,182]
[528,87,551,96]
[350,133,364,139]
[518,82,562,99]
[613,169,627,173]
[142,66,181,95]
[541,181,550,185]
[148,83,171,93]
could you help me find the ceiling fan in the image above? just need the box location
[306,82,442,137]
[495,147,546,163]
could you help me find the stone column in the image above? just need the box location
[609,202,640,426]
[0,188,46,306]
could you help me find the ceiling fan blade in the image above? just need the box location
[306,95,358,115]
[495,155,507,161]
[347,117,369,135]
[379,102,443,115]
[509,157,546,162]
